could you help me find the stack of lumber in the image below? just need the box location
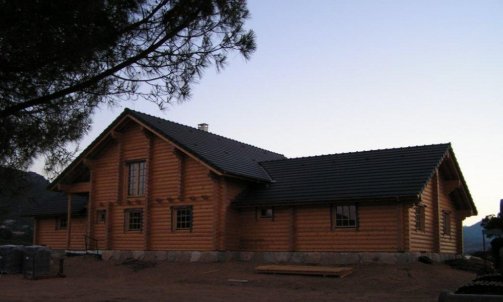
[256,264,353,278]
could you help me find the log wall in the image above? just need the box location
[36,217,86,250]
[239,203,403,252]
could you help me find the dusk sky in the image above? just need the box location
[32,1,503,225]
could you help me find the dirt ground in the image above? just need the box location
[0,256,475,302]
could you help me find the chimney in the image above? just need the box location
[198,123,208,132]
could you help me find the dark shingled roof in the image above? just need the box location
[235,144,453,206]
[128,109,286,182]
[24,193,87,217]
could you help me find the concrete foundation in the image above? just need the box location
[100,250,459,264]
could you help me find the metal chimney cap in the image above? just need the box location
[198,123,208,132]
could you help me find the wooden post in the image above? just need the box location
[218,180,228,251]
[85,165,95,249]
[143,131,154,251]
[456,215,463,254]
[174,149,186,200]
[210,173,220,251]
[396,203,405,252]
[402,203,411,252]
[66,193,72,250]
[32,218,38,245]
[432,170,441,253]
[106,202,112,250]
[288,207,297,252]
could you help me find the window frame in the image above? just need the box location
[414,204,426,232]
[258,207,274,219]
[172,206,193,232]
[127,160,146,197]
[124,208,143,232]
[331,204,358,229]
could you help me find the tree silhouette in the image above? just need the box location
[0,0,255,176]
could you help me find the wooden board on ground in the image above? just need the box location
[255,264,353,278]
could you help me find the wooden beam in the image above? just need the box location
[57,182,91,193]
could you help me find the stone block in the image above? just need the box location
[290,252,306,264]
[190,251,202,262]
[263,252,277,263]
[101,250,113,261]
[239,252,255,262]
[199,252,219,262]
[143,251,157,262]
[304,252,321,264]
[154,251,168,261]
[132,251,145,260]
[275,252,291,263]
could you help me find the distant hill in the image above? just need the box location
[0,168,56,243]
[463,221,490,254]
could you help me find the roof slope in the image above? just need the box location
[128,109,286,182]
[24,193,87,217]
[235,144,452,206]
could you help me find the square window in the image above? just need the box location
[173,206,193,230]
[259,208,273,218]
[125,208,143,231]
[96,210,106,224]
[128,161,146,196]
[332,204,358,229]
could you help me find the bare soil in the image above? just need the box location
[0,256,475,302]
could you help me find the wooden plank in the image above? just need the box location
[255,264,353,278]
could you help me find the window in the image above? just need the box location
[259,208,273,218]
[415,204,425,232]
[96,210,106,224]
[128,161,146,196]
[332,204,358,228]
[56,216,67,230]
[125,208,143,231]
[442,211,451,236]
[172,206,193,231]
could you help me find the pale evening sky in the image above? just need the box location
[32,0,503,226]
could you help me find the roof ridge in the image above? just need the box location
[127,108,285,157]
[258,143,451,164]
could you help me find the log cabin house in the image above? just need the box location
[29,109,477,258]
